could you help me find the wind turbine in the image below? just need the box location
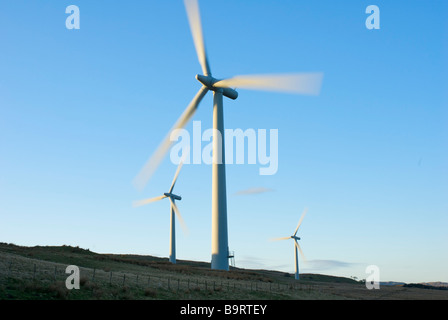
[271,208,309,280]
[133,160,187,264]
[133,0,323,271]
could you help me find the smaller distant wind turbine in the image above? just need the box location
[271,208,309,280]
[133,160,187,264]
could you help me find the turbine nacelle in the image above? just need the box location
[291,236,301,241]
[196,74,239,100]
[164,192,182,201]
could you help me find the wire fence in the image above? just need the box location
[1,258,316,295]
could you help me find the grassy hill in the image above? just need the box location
[1,242,447,300]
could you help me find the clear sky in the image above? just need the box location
[1,1,447,284]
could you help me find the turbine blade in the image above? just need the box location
[169,155,186,193]
[132,86,208,191]
[270,236,290,242]
[169,197,189,235]
[184,0,211,76]
[214,73,323,95]
[294,207,309,236]
[295,241,307,263]
[132,195,167,208]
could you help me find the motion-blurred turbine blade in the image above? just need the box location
[293,207,309,236]
[169,159,184,193]
[133,195,167,208]
[295,240,307,263]
[184,0,211,76]
[132,86,208,191]
[270,236,291,242]
[169,197,189,235]
[214,73,323,95]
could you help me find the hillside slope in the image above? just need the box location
[1,243,447,300]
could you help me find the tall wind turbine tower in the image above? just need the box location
[133,0,323,271]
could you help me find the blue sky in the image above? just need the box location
[1,1,447,284]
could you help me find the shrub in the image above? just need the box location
[144,288,157,298]
[80,276,89,287]
[49,281,69,299]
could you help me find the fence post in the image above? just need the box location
[109,272,112,285]
[33,264,36,280]
[92,268,96,282]
[123,274,126,287]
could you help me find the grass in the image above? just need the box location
[1,242,447,300]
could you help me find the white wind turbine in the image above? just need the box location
[271,208,309,280]
[133,160,187,264]
[133,0,323,271]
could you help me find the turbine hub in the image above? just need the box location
[196,74,238,100]
[164,193,182,201]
